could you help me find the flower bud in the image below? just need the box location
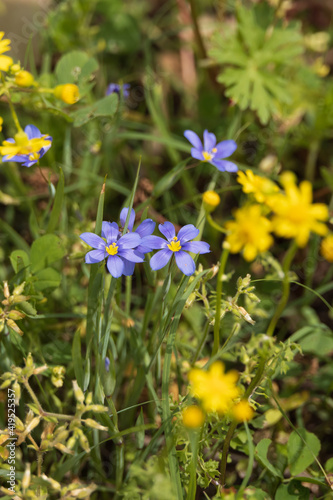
[54,84,80,104]
[182,405,205,429]
[15,70,35,87]
[202,190,221,213]
[232,400,254,422]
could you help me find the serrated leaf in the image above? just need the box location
[287,429,321,475]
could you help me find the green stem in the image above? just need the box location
[212,247,229,356]
[186,431,200,500]
[219,356,267,486]
[7,98,22,132]
[206,214,227,234]
[188,0,207,59]
[266,241,298,337]
[305,139,320,184]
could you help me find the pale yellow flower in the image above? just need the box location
[225,205,274,261]
[271,172,328,247]
[237,170,279,203]
[189,361,240,414]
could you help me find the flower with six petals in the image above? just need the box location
[184,129,237,172]
[146,222,210,276]
[0,125,52,167]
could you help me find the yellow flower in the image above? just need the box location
[224,205,273,261]
[182,405,205,428]
[203,190,220,213]
[237,170,279,203]
[0,32,13,72]
[0,130,51,159]
[232,400,254,422]
[54,84,80,104]
[0,117,3,132]
[15,70,35,87]
[321,234,333,263]
[271,172,328,247]
[189,361,240,414]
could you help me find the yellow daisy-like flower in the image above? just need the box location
[54,84,80,104]
[0,32,13,72]
[224,205,274,261]
[271,172,328,247]
[232,400,254,422]
[0,130,51,158]
[237,170,279,203]
[188,361,240,414]
[321,234,333,263]
[182,405,205,429]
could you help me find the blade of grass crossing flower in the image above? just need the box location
[46,167,65,233]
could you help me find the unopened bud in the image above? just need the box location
[54,84,80,104]
[203,190,221,213]
[15,70,35,87]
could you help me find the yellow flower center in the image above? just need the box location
[203,151,213,161]
[28,152,40,161]
[14,131,29,147]
[106,242,119,255]
[212,147,217,153]
[167,237,182,252]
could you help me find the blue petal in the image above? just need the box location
[175,251,195,276]
[118,232,141,249]
[80,232,106,250]
[2,154,27,163]
[135,219,155,237]
[25,124,42,139]
[214,140,237,159]
[120,258,135,276]
[120,207,135,231]
[107,255,124,278]
[102,221,119,242]
[140,235,167,250]
[178,224,199,243]
[119,248,144,263]
[203,130,216,151]
[150,249,172,271]
[159,221,175,241]
[212,159,238,172]
[85,249,105,263]
[191,148,204,161]
[182,241,210,254]
[184,130,203,150]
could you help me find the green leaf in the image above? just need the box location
[34,268,62,291]
[287,429,321,475]
[10,250,30,274]
[73,94,118,127]
[30,234,66,273]
[46,167,65,233]
[72,329,84,389]
[55,50,98,85]
[255,439,283,478]
[275,481,310,500]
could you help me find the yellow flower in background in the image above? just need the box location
[237,170,279,203]
[54,84,80,104]
[203,190,220,213]
[0,129,51,159]
[321,234,333,263]
[0,116,3,132]
[224,205,273,261]
[189,361,240,414]
[271,172,328,247]
[15,70,35,88]
[182,405,205,428]
[232,400,254,422]
[0,32,13,72]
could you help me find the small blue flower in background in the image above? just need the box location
[105,357,110,372]
[80,223,143,278]
[184,129,237,172]
[145,222,210,276]
[106,83,130,98]
[1,124,52,167]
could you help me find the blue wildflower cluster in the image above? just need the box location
[80,208,210,278]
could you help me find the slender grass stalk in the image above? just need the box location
[266,240,298,337]
[212,247,229,356]
[186,430,200,500]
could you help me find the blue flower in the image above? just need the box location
[184,129,237,172]
[1,125,52,167]
[105,357,110,372]
[106,83,130,98]
[145,222,210,276]
[80,223,143,278]
[119,207,156,254]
